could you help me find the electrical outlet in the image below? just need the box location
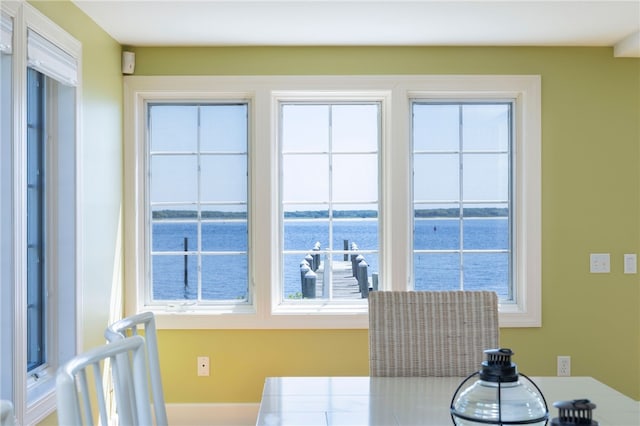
[557,356,570,377]
[197,356,210,376]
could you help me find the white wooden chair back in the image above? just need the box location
[105,311,168,426]
[56,335,153,425]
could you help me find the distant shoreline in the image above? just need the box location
[152,207,508,220]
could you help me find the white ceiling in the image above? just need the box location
[72,0,640,57]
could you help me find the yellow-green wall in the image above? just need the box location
[34,1,640,416]
[134,46,640,402]
[159,330,370,402]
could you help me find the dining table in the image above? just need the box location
[256,376,640,425]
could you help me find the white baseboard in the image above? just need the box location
[166,402,260,426]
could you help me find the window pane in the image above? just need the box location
[330,253,363,297]
[414,218,460,251]
[152,222,197,252]
[152,254,197,300]
[334,203,377,218]
[414,253,460,291]
[151,155,198,202]
[462,153,509,201]
[149,105,198,152]
[332,154,377,203]
[281,105,329,153]
[333,220,378,254]
[152,205,198,221]
[201,255,248,300]
[202,221,247,252]
[201,204,247,220]
[413,104,459,152]
[463,252,509,298]
[200,104,247,152]
[463,217,509,250]
[346,251,378,287]
[413,154,459,201]
[283,253,310,299]
[462,104,510,151]
[284,219,329,251]
[200,155,247,202]
[332,104,378,152]
[282,154,329,202]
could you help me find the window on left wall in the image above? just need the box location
[0,2,81,424]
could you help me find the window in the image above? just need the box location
[0,2,81,423]
[147,103,249,305]
[124,75,540,329]
[280,102,380,302]
[412,102,513,299]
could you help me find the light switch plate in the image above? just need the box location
[624,254,637,274]
[590,253,610,273]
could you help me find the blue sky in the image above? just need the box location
[147,102,510,212]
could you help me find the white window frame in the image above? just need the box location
[273,92,388,316]
[0,1,82,424]
[406,90,541,327]
[124,75,540,330]
[0,5,15,414]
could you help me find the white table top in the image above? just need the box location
[257,376,640,426]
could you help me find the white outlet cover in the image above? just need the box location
[557,356,571,377]
[590,253,610,273]
[197,356,210,376]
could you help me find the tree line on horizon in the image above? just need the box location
[152,207,508,220]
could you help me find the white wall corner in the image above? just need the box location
[166,402,260,426]
[613,31,640,58]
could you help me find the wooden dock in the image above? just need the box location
[313,260,366,299]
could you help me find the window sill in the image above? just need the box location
[149,301,538,329]
[25,376,56,426]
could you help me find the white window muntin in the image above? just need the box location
[124,75,540,329]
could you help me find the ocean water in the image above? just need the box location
[151,218,509,300]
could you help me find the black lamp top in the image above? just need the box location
[551,399,598,425]
[479,348,519,383]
